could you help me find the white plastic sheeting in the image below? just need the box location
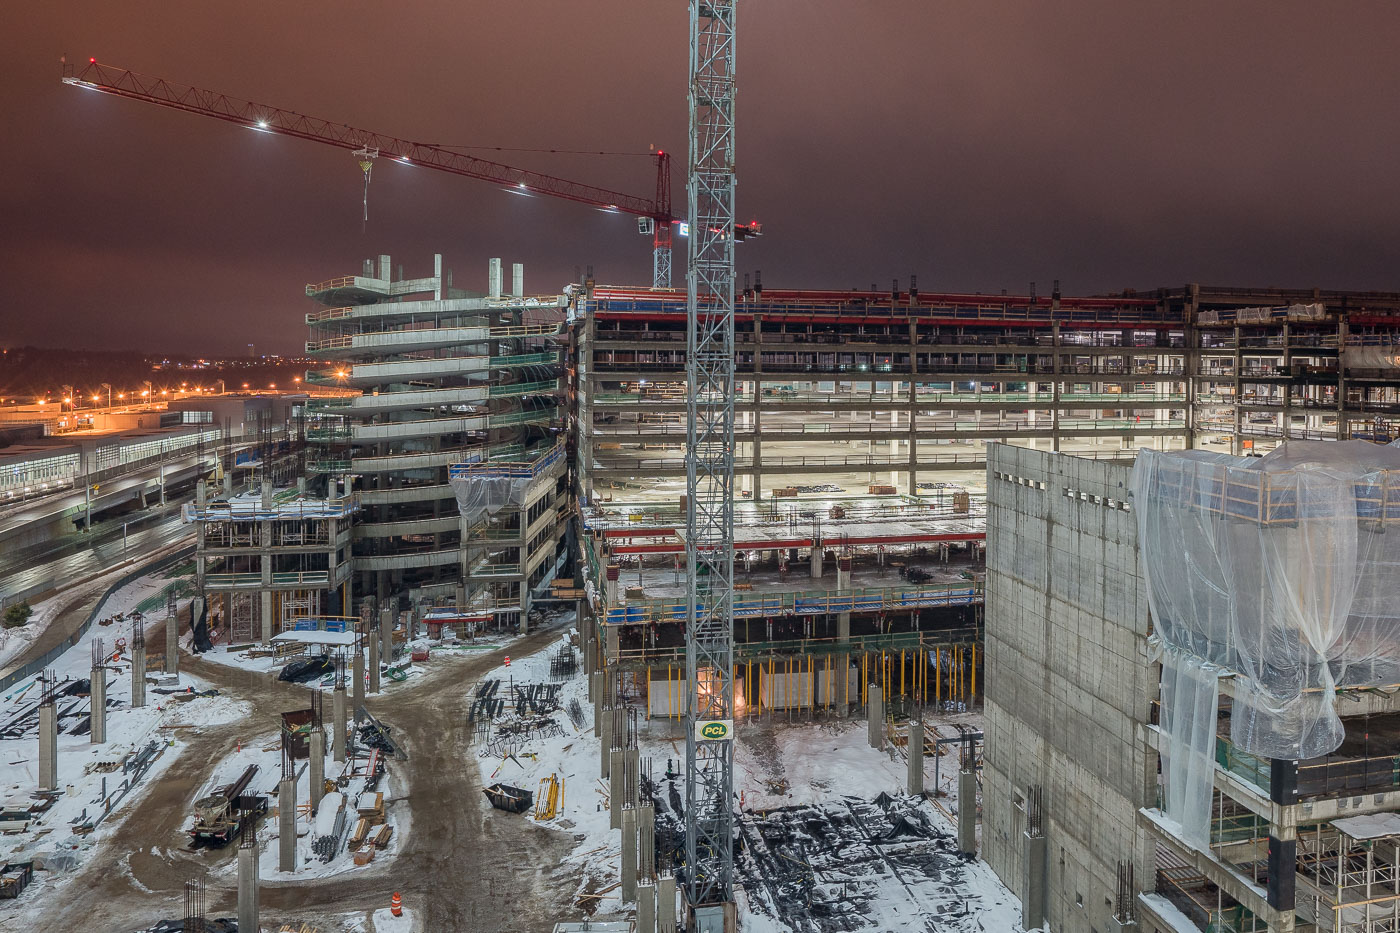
[451,474,532,525]
[1133,441,1400,846]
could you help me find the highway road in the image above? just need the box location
[0,496,194,605]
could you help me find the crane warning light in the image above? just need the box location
[89,58,96,64]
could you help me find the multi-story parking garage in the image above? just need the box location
[301,255,569,621]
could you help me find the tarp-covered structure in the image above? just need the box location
[1132,441,1400,847]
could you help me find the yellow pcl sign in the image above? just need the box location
[695,719,734,742]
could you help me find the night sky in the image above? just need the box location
[6,2,1400,355]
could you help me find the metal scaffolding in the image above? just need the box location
[684,0,738,915]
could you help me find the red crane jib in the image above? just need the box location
[65,60,671,223]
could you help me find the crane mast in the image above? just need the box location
[684,0,738,924]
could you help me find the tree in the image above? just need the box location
[3,603,32,629]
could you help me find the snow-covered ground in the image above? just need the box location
[0,569,246,902]
[470,633,1025,932]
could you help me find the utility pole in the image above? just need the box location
[684,0,738,925]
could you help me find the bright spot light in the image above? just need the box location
[257,120,269,129]
[518,183,527,190]
[91,395,100,402]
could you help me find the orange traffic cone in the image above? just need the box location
[390,892,402,917]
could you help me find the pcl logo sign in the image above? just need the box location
[695,719,734,742]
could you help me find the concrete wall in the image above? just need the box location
[983,444,1154,933]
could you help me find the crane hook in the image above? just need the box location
[353,147,379,230]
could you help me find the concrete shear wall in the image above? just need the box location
[983,443,1156,932]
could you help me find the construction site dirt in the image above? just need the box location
[35,621,576,932]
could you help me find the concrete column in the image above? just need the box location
[626,746,641,807]
[593,677,605,736]
[621,804,638,903]
[836,612,850,643]
[600,707,613,778]
[639,802,655,879]
[278,775,297,872]
[1022,831,1047,929]
[657,874,678,933]
[606,625,620,665]
[332,685,347,762]
[238,839,260,933]
[637,879,657,933]
[836,555,852,591]
[89,666,106,745]
[512,262,524,299]
[131,644,146,708]
[352,645,365,716]
[957,769,976,855]
[166,612,179,676]
[309,729,326,812]
[38,702,57,792]
[810,547,823,578]
[488,257,503,298]
[906,714,924,796]
[380,610,394,664]
[369,629,381,694]
[610,748,625,830]
[867,684,884,750]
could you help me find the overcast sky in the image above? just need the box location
[5,1,1399,354]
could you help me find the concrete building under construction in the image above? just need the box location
[301,255,570,623]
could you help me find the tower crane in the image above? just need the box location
[61,59,690,287]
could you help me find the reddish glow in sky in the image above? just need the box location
[5,1,1400,353]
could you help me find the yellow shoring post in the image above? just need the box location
[786,656,792,716]
[768,656,774,715]
[901,649,906,698]
[935,647,941,705]
[861,653,868,706]
[808,654,814,712]
[971,642,977,701]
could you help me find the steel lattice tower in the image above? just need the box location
[684,0,738,914]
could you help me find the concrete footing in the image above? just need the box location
[38,703,57,792]
[621,804,638,903]
[637,878,657,933]
[332,686,347,762]
[867,684,884,749]
[131,648,146,708]
[957,769,977,855]
[89,667,106,745]
[238,839,260,932]
[657,873,677,933]
[279,776,297,872]
[906,714,924,796]
[310,730,326,812]
[610,748,625,830]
